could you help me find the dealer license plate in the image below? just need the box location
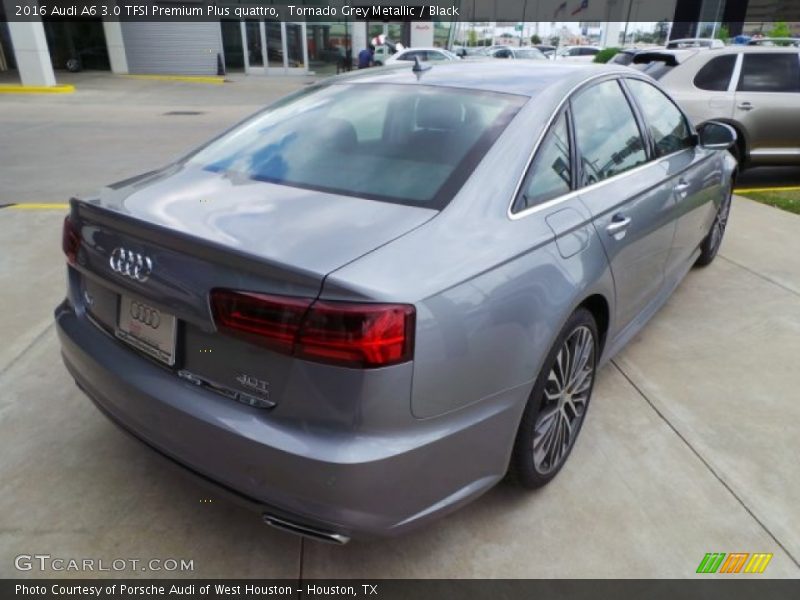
[116,295,177,366]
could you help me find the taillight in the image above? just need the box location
[62,215,80,265]
[210,290,312,355]
[295,301,415,367]
[210,289,415,368]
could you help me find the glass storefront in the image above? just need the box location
[306,21,352,75]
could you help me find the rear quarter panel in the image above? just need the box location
[321,86,615,420]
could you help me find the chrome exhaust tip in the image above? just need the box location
[262,514,350,545]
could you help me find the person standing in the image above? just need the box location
[357,44,375,69]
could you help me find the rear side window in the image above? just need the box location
[694,55,737,91]
[187,83,525,208]
[626,79,694,157]
[738,53,800,92]
[513,113,571,213]
[399,51,424,62]
[571,80,647,186]
[637,62,675,80]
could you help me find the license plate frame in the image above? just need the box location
[115,294,177,366]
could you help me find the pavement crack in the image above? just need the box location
[0,321,54,380]
[718,253,800,298]
[611,359,800,570]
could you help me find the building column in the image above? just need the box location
[5,17,56,86]
[103,20,129,74]
[410,22,435,47]
[351,21,367,56]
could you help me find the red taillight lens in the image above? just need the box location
[62,215,80,265]
[210,290,312,355]
[210,289,415,368]
[296,301,415,368]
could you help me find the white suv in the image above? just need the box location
[634,46,800,167]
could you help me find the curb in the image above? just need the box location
[0,84,75,94]
[1,203,70,210]
[124,74,226,85]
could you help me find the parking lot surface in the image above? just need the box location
[1,74,799,578]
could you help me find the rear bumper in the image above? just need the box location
[55,300,527,539]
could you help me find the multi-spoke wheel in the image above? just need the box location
[696,186,732,267]
[509,308,598,488]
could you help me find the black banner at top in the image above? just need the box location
[3,0,796,23]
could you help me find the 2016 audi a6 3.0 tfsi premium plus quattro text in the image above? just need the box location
[56,61,737,542]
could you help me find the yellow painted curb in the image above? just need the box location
[735,185,800,194]
[8,203,70,210]
[0,84,75,94]
[125,74,225,85]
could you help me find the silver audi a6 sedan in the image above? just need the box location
[56,62,736,542]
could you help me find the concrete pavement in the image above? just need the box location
[1,75,799,579]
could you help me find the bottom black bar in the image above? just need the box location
[2,580,800,600]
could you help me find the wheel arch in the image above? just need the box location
[713,118,749,165]
[577,293,610,355]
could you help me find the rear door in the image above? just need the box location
[674,53,738,125]
[734,51,800,159]
[571,78,676,332]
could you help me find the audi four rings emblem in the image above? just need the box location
[109,247,152,282]
[129,301,161,328]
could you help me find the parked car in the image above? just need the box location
[666,37,725,49]
[555,46,601,62]
[56,61,736,542]
[633,46,800,167]
[746,37,800,47]
[384,47,460,65]
[608,48,640,65]
[475,44,514,55]
[533,44,557,58]
[452,45,487,58]
[488,46,547,60]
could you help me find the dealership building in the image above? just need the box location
[0,0,798,87]
[0,1,449,85]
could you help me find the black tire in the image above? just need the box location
[728,128,746,171]
[508,308,599,489]
[695,184,732,267]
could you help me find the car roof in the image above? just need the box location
[633,44,799,64]
[332,61,632,98]
[398,47,451,53]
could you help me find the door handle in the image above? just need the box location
[606,214,632,238]
[674,179,691,195]
[737,101,754,111]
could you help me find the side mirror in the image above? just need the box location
[697,121,737,150]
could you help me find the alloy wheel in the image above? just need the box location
[533,325,595,474]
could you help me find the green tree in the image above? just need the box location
[655,20,669,44]
[769,21,791,38]
[715,25,730,41]
[530,34,542,45]
[467,29,478,46]
[594,47,622,63]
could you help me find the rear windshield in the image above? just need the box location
[187,83,525,208]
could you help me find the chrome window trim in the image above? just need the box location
[509,150,693,221]
[508,72,695,222]
[507,71,614,221]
